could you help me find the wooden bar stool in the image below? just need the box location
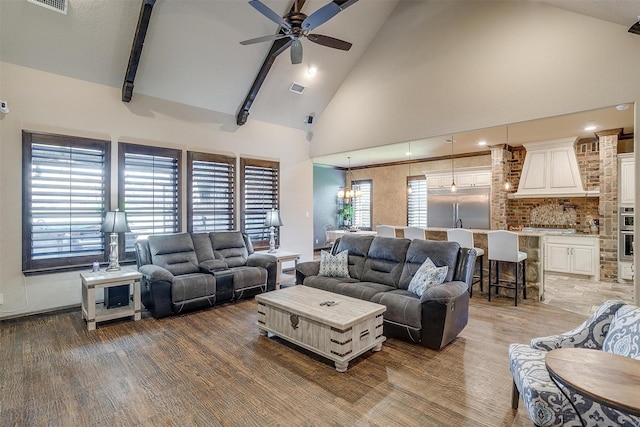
[447,228,484,297]
[487,230,527,306]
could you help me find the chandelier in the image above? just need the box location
[337,157,361,203]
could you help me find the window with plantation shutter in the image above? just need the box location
[352,179,372,230]
[22,131,110,272]
[119,143,181,256]
[407,176,427,227]
[240,158,279,248]
[187,152,235,232]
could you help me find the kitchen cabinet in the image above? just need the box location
[425,168,491,190]
[619,261,634,281]
[544,235,599,280]
[619,154,635,206]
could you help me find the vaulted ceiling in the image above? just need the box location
[1,0,638,163]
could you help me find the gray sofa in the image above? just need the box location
[296,234,477,350]
[134,231,277,318]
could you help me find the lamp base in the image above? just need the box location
[268,226,277,253]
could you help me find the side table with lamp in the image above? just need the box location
[262,208,299,287]
[99,209,132,308]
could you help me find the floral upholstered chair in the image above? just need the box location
[509,300,640,427]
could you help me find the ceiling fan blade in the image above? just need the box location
[306,34,352,51]
[290,39,303,64]
[248,0,292,31]
[301,2,341,31]
[240,33,289,45]
[338,0,359,11]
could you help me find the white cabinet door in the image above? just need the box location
[456,173,475,187]
[620,157,635,206]
[473,171,492,187]
[571,246,596,276]
[426,175,444,189]
[545,243,571,273]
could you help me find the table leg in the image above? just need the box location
[335,361,349,373]
[133,279,141,321]
[86,286,96,331]
[372,342,383,352]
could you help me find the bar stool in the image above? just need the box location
[487,230,527,306]
[447,228,484,297]
[403,226,427,240]
[376,225,396,237]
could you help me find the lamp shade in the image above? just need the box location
[100,211,131,233]
[264,209,283,227]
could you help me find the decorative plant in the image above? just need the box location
[339,204,354,227]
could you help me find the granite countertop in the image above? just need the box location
[422,227,598,237]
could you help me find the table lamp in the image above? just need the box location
[264,209,283,253]
[100,210,131,271]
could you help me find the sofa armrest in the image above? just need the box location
[420,280,468,304]
[138,264,174,282]
[530,300,627,351]
[452,247,477,290]
[247,253,277,291]
[199,259,228,273]
[295,261,320,285]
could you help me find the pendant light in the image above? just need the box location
[337,157,361,203]
[407,141,413,195]
[504,126,511,190]
[450,135,456,193]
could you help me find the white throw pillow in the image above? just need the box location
[408,258,448,297]
[318,250,350,278]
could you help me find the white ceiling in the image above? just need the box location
[1,0,638,164]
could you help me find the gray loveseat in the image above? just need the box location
[295,234,477,350]
[134,231,277,318]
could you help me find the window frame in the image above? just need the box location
[118,142,182,259]
[351,179,372,230]
[22,131,111,273]
[187,151,235,233]
[240,158,280,249]
[407,175,427,227]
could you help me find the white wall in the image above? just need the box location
[0,62,314,319]
[311,1,640,156]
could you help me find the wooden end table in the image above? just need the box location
[262,250,300,288]
[80,270,142,331]
[545,348,640,419]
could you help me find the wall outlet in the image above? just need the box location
[315,239,319,244]
[0,294,3,305]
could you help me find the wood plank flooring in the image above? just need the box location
[0,296,588,426]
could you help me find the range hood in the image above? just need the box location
[512,137,598,198]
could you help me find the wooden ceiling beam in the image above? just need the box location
[122,0,156,102]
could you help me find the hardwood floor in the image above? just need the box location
[0,296,588,426]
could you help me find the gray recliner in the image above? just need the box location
[135,231,277,318]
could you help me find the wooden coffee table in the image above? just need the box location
[256,286,386,372]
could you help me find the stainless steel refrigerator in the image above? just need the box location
[427,187,491,229]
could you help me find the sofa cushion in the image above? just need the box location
[370,289,423,329]
[199,259,228,273]
[360,236,411,287]
[171,273,217,303]
[318,250,350,278]
[602,304,640,359]
[191,232,215,262]
[229,266,266,290]
[407,258,448,297]
[148,233,199,276]
[399,239,460,289]
[303,276,360,293]
[334,234,375,280]
[210,231,249,268]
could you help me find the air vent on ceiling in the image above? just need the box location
[27,0,67,15]
[289,82,305,95]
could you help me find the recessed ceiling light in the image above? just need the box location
[405,151,412,156]
[307,65,317,76]
[616,103,630,111]
[584,125,597,131]
[478,140,487,146]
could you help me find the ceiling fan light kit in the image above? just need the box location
[241,0,358,64]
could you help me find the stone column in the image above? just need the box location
[596,129,621,281]
[490,144,509,230]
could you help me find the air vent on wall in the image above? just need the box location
[289,82,305,95]
[27,0,67,15]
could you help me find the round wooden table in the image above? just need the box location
[545,348,640,417]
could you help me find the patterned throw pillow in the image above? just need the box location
[318,250,350,278]
[408,258,448,297]
[602,304,640,359]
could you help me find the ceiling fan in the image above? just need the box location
[240,0,358,64]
